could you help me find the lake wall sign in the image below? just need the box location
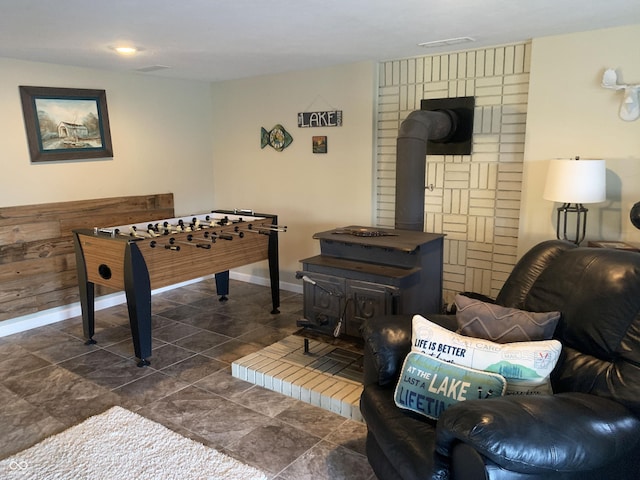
[297,110,343,128]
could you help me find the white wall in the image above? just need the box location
[520,24,640,255]
[210,61,377,285]
[0,57,215,215]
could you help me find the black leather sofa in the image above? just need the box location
[360,240,640,480]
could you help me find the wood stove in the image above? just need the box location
[298,226,444,338]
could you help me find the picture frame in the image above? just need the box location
[19,86,114,162]
[312,135,327,154]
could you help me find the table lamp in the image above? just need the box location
[543,157,606,244]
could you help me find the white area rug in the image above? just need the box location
[0,406,268,480]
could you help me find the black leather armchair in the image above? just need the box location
[359,240,640,480]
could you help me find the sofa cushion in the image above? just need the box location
[395,351,506,419]
[412,315,562,395]
[455,294,560,343]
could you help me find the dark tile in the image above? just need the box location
[0,344,52,383]
[275,401,348,439]
[150,295,183,315]
[278,440,374,480]
[263,312,302,333]
[195,368,253,398]
[0,388,66,458]
[155,304,203,322]
[88,323,134,347]
[187,295,228,311]
[113,371,191,410]
[232,385,298,417]
[101,338,138,359]
[215,301,278,321]
[225,418,321,475]
[268,295,304,318]
[175,310,238,333]
[145,385,272,449]
[55,314,125,340]
[102,337,169,363]
[32,334,101,364]
[324,420,368,456]
[173,330,231,353]
[84,357,154,389]
[160,354,227,383]
[237,325,292,347]
[182,278,218,296]
[147,343,194,369]
[151,314,178,330]
[58,348,130,376]
[2,365,119,425]
[4,326,71,351]
[202,315,266,338]
[152,321,202,343]
[202,339,262,363]
[0,343,25,363]
[156,286,212,305]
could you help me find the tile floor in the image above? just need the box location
[0,279,375,480]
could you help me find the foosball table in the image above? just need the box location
[73,209,284,366]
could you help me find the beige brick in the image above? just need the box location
[375,43,529,300]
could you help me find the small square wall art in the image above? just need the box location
[312,136,327,154]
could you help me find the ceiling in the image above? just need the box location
[1,0,639,83]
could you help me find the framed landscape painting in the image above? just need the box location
[19,86,114,162]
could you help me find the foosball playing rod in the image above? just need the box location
[149,241,181,251]
[168,237,212,249]
[246,224,288,232]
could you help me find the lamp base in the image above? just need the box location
[556,203,588,245]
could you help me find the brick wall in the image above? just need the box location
[375,42,531,305]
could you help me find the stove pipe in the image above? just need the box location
[395,109,457,231]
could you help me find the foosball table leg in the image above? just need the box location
[268,220,280,314]
[215,271,229,302]
[73,231,98,346]
[124,243,152,367]
[81,281,97,346]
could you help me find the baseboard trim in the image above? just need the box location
[0,273,302,338]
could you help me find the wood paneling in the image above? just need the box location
[0,193,174,322]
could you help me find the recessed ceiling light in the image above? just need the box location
[110,45,142,56]
[418,37,476,48]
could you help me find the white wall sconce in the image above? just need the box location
[601,68,640,121]
[543,157,606,245]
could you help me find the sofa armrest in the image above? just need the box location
[435,392,640,474]
[361,314,412,387]
[361,313,458,387]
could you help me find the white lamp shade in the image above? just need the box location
[543,159,606,204]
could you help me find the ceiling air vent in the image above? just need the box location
[418,37,475,49]
[135,65,171,73]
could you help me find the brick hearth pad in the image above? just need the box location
[231,335,364,421]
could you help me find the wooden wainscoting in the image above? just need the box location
[0,193,174,322]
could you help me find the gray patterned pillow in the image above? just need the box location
[454,294,560,343]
